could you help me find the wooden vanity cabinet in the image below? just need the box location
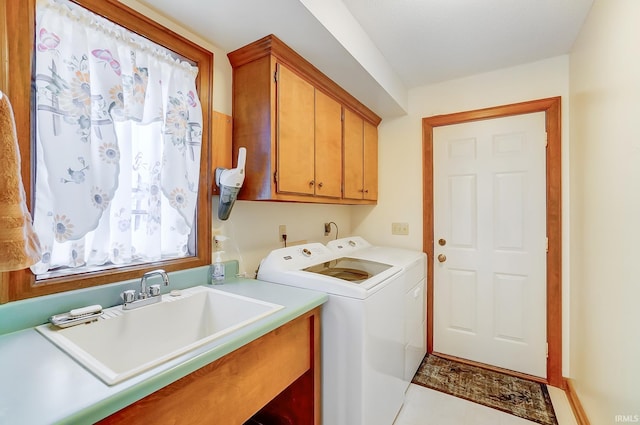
[228,34,380,204]
[98,307,321,425]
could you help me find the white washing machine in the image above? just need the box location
[257,242,407,425]
[327,237,427,384]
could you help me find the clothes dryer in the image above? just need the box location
[327,237,427,383]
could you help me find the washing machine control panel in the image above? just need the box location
[266,243,333,271]
[326,236,371,254]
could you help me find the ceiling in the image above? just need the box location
[140,0,593,119]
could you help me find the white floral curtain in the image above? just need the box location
[31,0,203,275]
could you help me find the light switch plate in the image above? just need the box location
[391,222,409,235]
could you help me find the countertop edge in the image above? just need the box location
[0,277,327,425]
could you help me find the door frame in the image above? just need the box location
[422,97,562,387]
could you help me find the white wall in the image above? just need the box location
[569,1,640,423]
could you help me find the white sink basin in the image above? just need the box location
[36,286,284,385]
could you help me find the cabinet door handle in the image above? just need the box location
[309,180,315,186]
[318,182,323,188]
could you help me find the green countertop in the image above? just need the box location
[0,264,327,425]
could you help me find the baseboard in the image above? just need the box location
[564,377,590,425]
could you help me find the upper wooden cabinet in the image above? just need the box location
[211,111,232,195]
[312,89,343,198]
[227,34,381,204]
[276,64,343,198]
[343,109,378,201]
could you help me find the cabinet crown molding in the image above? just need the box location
[228,34,381,126]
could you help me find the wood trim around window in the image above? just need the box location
[1,0,213,302]
[422,96,563,387]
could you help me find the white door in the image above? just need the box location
[433,112,547,377]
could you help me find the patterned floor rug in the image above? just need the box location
[411,355,558,425]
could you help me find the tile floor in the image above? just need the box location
[393,383,578,425]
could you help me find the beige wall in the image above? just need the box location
[353,56,573,374]
[354,56,571,251]
[213,200,352,277]
[569,0,640,423]
[119,0,233,114]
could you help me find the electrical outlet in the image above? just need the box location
[279,224,287,242]
[324,222,331,236]
[391,222,409,235]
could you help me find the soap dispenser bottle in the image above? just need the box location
[212,251,225,284]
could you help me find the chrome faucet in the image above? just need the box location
[121,269,170,310]
[140,269,170,298]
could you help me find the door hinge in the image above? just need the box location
[545,131,549,147]
[274,69,278,83]
[546,237,549,253]
[546,342,549,358]
[273,170,278,183]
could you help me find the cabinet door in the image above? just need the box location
[363,120,378,200]
[277,63,315,195]
[343,108,364,200]
[314,91,342,198]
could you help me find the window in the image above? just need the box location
[1,0,213,301]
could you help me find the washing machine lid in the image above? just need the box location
[303,257,392,284]
[257,243,402,298]
[328,236,427,269]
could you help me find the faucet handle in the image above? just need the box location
[148,284,161,297]
[120,289,136,303]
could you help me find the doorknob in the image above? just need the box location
[437,254,447,263]
[438,238,446,246]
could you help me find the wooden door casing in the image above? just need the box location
[432,112,547,377]
[422,97,563,387]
